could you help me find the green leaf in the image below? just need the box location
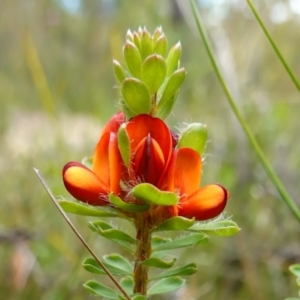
[83,280,119,299]
[166,42,182,76]
[109,193,150,213]
[132,183,178,206]
[284,298,300,300]
[156,68,186,119]
[151,236,172,248]
[142,257,177,269]
[152,233,208,251]
[121,78,151,115]
[140,28,152,60]
[113,59,126,83]
[103,253,133,275]
[189,220,241,237]
[153,216,195,232]
[89,220,136,251]
[177,123,208,156]
[83,254,133,276]
[148,276,185,295]
[150,263,197,281]
[289,264,300,278]
[117,124,130,167]
[123,41,142,78]
[132,295,147,300]
[59,200,124,218]
[141,54,167,94]
[153,35,168,58]
[119,276,134,295]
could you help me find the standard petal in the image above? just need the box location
[172,148,202,197]
[100,111,125,136]
[93,132,122,194]
[62,162,109,205]
[178,184,229,221]
[125,114,172,167]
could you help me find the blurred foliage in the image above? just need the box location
[1,0,300,299]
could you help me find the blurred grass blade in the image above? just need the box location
[33,168,132,300]
[246,0,300,94]
[189,0,300,223]
[23,32,56,115]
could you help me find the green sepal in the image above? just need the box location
[141,54,167,94]
[152,233,208,251]
[133,32,141,51]
[89,220,136,251]
[153,35,168,58]
[81,157,93,169]
[156,68,186,119]
[141,257,177,269]
[189,220,241,237]
[177,123,208,156]
[109,193,150,213]
[149,263,197,281]
[83,280,119,299]
[117,124,130,167]
[153,216,195,232]
[123,41,142,78]
[113,59,126,84]
[59,200,124,218]
[148,276,185,295]
[121,78,151,115]
[166,42,182,76]
[289,264,300,279]
[132,183,178,206]
[83,255,133,276]
[119,276,134,295]
[126,29,134,42]
[153,27,163,43]
[140,28,152,60]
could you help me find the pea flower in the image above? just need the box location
[165,147,229,220]
[62,112,125,205]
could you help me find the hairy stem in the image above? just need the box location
[134,212,152,295]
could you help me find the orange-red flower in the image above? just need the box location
[166,147,228,221]
[124,114,172,188]
[62,112,125,205]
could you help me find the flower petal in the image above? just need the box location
[93,132,122,194]
[134,135,165,185]
[100,111,125,136]
[178,184,229,221]
[62,162,109,205]
[168,148,202,197]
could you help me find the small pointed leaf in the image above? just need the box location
[113,60,126,83]
[289,264,300,278]
[150,263,197,281]
[103,253,133,275]
[89,220,136,251]
[152,233,208,251]
[177,123,208,156]
[119,276,134,295]
[140,28,152,60]
[59,200,124,218]
[153,35,168,57]
[132,183,178,206]
[189,220,241,237]
[166,42,182,76]
[142,257,177,269]
[123,41,142,78]
[151,236,172,248]
[132,295,147,300]
[117,124,130,167]
[122,78,151,115]
[156,68,186,119]
[148,276,185,295]
[141,54,167,94]
[153,216,195,232]
[83,280,119,299]
[109,193,150,213]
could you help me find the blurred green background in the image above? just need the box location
[1,0,300,299]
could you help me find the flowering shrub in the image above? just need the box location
[59,27,239,299]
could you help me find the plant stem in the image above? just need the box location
[189,0,300,223]
[246,0,300,94]
[134,212,152,295]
